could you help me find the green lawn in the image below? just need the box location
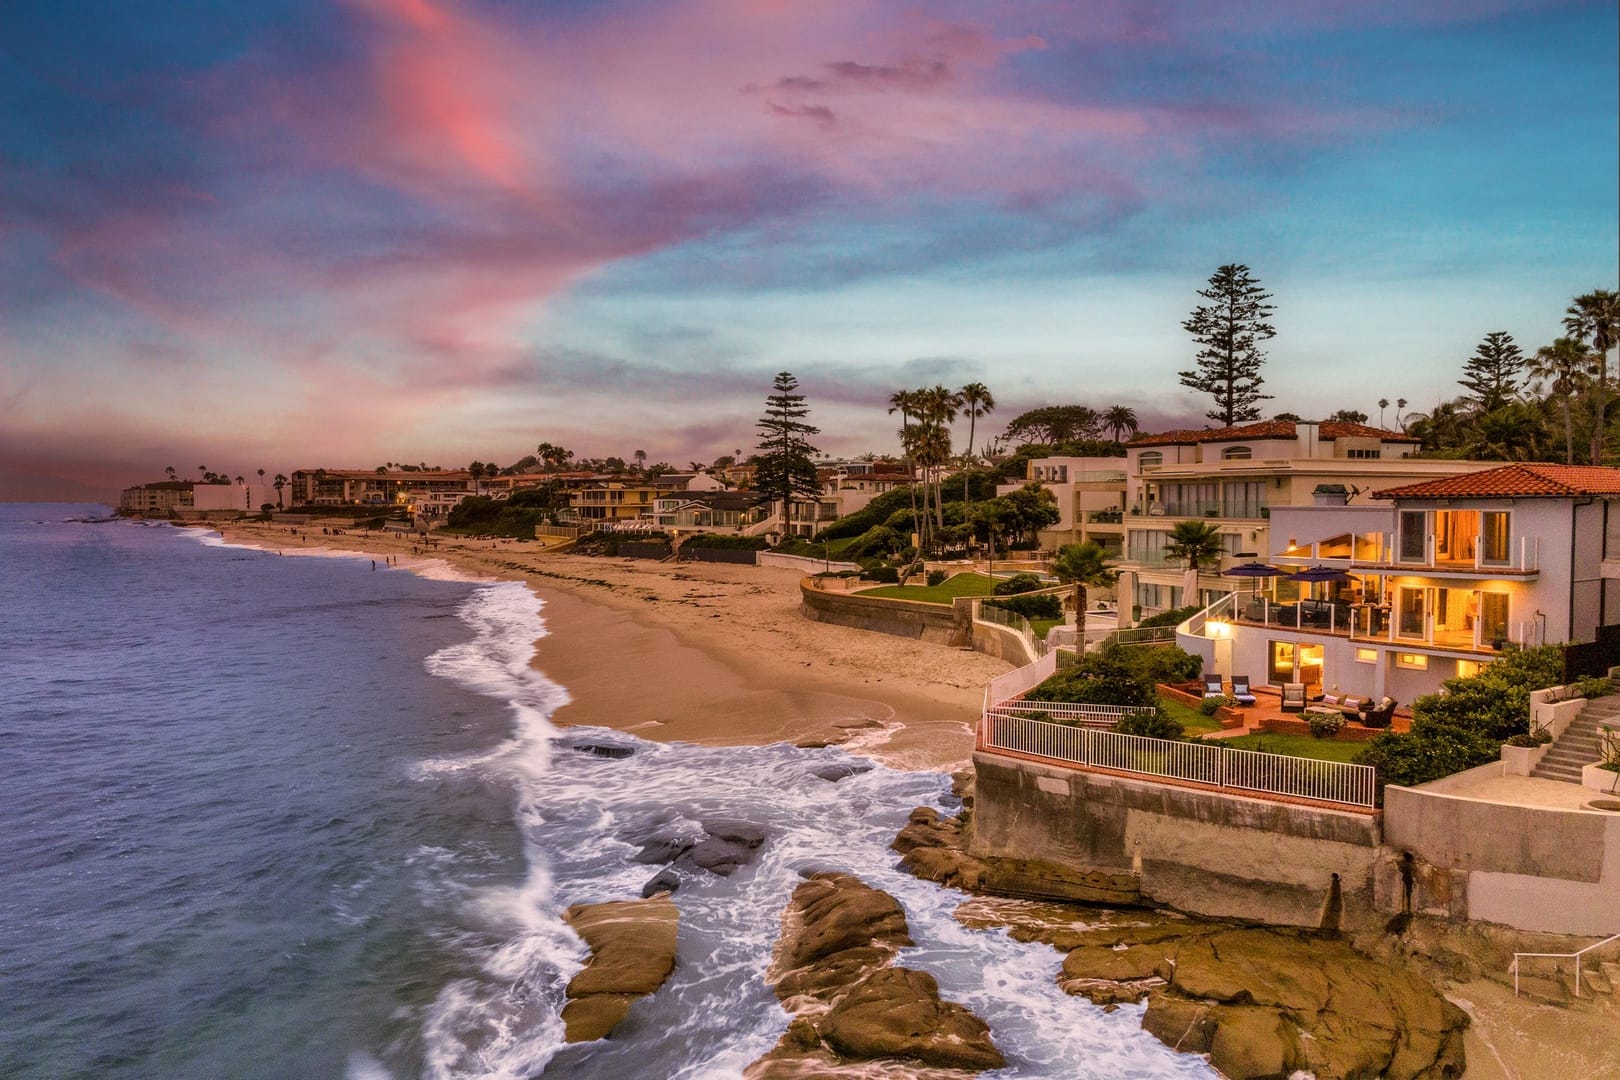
[1029,617,1065,640]
[1221,733,1369,763]
[859,572,1000,604]
[1158,697,1224,737]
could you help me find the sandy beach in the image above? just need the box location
[217,522,1010,772]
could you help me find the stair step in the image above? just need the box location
[1580,967,1612,995]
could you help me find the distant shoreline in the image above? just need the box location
[214,520,1011,773]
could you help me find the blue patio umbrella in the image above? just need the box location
[1287,565,1352,582]
[1222,561,1286,596]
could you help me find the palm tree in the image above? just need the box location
[468,461,485,496]
[959,382,995,505]
[1052,541,1117,651]
[1565,289,1620,464]
[1377,398,1390,428]
[164,465,177,481]
[1103,405,1139,443]
[1165,520,1225,607]
[922,385,962,536]
[273,474,287,509]
[635,449,648,473]
[888,389,922,552]
[1529,337,1591,463]
[1395,398,1408,432]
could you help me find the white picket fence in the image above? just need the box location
[981,712,1377,809]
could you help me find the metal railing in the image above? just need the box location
[1512,933,1620,997]
[987,702,1151,729]
[1098,624,1179,648]
[981,712,1378,809]
[975,601,1051,659]
[984,649,1058,710]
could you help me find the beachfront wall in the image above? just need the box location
[1383,766,1620,936]
[798,580,969,645]
[971,752,1381,929]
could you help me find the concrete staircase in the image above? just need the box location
[1532,683,1620,784]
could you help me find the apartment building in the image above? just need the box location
[994,455,1128,554]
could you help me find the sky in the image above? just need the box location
[2,0,1616,500]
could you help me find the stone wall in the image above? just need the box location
[1382,770,1620,936]
[799,580,969,645]
[972,751,1381,929]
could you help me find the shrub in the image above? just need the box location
[993,573,1044,596]
[1504,729,1553,748]
[1308,712,1347,739]
[1132,645,1204,686]
[1137,605,1200,629]
[1574,675,1613,700]
[1116,710,1185,740]
[687,533,768,550]
[926,569,947,587]
[1355,724,1500,791]
[864,566,900,584]
[986,594,1063,621]
[1198,695,1237,716]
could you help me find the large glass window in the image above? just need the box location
[1480,592,1509,646]
[1222,446,1252,460]
[1138,451,1163,468]
[1222,481,1268,519]
[1398,587,1427,638]
[1481,511,1510,565]
[1126,529,1170,566]
[1398,511,1427,562]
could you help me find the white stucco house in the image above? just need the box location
[1178,463,1620,704]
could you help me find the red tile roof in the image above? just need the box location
[1372,463,1620,500]
[1127,420,1417,447]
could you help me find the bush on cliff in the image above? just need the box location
[984,594,1063,622]
[1355,644,1569,791]
[992,573,1044,596]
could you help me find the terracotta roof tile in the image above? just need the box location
[1127,420,1416,447]
[1372,463,1620,500]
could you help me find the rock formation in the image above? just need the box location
[894,806,1140,906]
[746,871,1004,1077]
[559,896,680,1042]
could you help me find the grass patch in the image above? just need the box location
[1029,617,1064,640]
[1158,697,1224,737]
[1222,733,1369,763]
[858,572,999,605]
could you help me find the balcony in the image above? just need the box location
[1223,596,1513,655]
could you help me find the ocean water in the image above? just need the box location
[0,505,1215,1079]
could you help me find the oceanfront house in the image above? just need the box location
[650,471,728,493]
[291,468,479,508]
[1116,420,1500,619]
[784,464,912,538]
[993,456,1128,555]
[565,482,659,523]
[1177,463,1620,703]
[652,491,772,533]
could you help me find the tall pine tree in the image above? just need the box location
[1458,331,1525,412]
[1180,264,1276,426]
[754,371,821,527]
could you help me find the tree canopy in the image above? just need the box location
[1180,264,1276,425]
[753,372,821,518]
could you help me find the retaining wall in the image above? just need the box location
[757,552,862,573]
[971,620,1038,666]
[972,751,1380,928]
[678,546,757,564]
[1383,770,1620,936]
[798,580,969,645]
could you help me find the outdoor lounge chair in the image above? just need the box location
[1203,673,1225,698]
[1281,682,1306,712]
[1230,676,1258,707]
[1359,697,1398,729]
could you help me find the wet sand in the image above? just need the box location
[219,523,1010,771]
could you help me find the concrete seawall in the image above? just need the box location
[798,580,970,645]
[1383,765,1620,936]
[972,751,1380,929]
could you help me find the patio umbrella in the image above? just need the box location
[1287,565,1351,582]
[1222,561,1286,597]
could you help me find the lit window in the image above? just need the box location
[1355,648,1376,664]
[1396,653,1429,670]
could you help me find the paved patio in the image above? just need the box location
[1432,771,1620,812]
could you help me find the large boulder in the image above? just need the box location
[749,871,1004,1076]
[559,896,679,1043]
[819,967,1005,1072]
